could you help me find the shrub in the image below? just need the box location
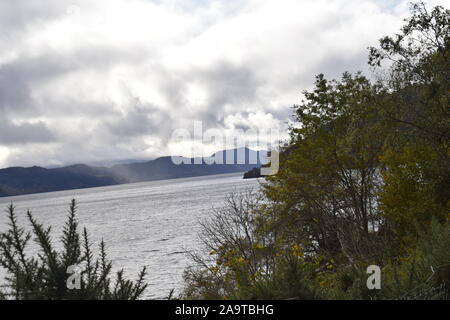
[320,220,450,300]
[0,200,148,300]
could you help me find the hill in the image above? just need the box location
[0,148,266,197]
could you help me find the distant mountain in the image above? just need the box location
[113,147,267,182]
[0,165,121,197]
[85,158,150,168]
[0,148,267,197]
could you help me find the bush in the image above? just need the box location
[0,200,148,300]
[182,190,280,299]
[183,187,450,300]
[320,220,450,300]
[182,190,324,300]
[236,257,320,300]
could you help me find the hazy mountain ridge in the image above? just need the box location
[0,148,266,197]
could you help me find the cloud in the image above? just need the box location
[0,69,31,112]
[0,53,72,113]
[105,98,172,138]
[0,117,55,145]
[0,0,448,168]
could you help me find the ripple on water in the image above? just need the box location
[0,172,261,299]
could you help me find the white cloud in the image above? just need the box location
[0,0,448,167]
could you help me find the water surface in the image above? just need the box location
[0,172,261,299]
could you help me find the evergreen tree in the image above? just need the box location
[0,200,148,300]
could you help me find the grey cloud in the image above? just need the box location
[0,118,55,145]
[0,1,71,35]
[1,0,433,168]
[200,62,263,109]
[106,101,172,138]
[0,43,149,116]
[317,51,372,81]
[0,54,72,113]
[0,71,31,112]
[70,44,154,72]
[158,61,263,129]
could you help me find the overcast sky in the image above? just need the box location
[0,0,447,168]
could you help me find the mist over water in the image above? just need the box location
[0,172,260,299]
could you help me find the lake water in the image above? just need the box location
[0,172,261,299]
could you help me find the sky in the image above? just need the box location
[0,0,448,168]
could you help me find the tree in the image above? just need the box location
[182,2,450,300]
[0,200,148,300]
[369,2,450,239]
[263,72,391,263]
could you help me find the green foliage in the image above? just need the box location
[183,2,450,300]
[182,191,278,300]
[370,2,450,240]
[235,257,321,300]
[0,200,148,300]
[264,71,389,263]
[321,220,450,300]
